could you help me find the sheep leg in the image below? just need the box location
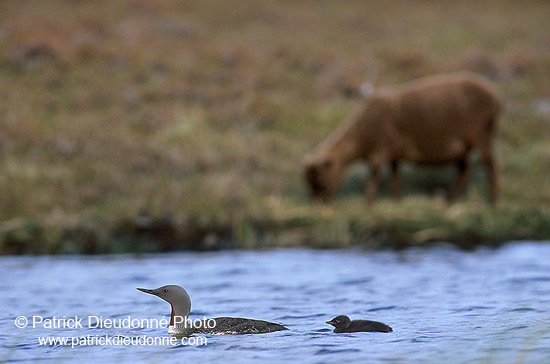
[390,160,402,200]
[483,155,499,205]
[366,165,381,205]
[447,158,471,202]
[475,129,499,204]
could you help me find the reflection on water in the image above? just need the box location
[1,242,550,363]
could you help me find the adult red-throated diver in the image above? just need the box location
[326,315,392,333]
[137,285,288,335]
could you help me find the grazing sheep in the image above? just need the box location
[303,72,501,205]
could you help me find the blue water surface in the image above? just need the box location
[1,241,550,363]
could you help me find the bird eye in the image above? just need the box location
[163,289,169,292]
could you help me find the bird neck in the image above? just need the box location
[168,305,192,335]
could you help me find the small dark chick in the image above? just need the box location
[326,315,392,333]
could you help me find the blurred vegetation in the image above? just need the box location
[0,0,549,254]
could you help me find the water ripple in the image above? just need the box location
[315,348,362,355]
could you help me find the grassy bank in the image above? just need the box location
[1,0,549,254]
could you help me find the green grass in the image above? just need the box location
[0,0,549,254]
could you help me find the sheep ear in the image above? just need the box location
[322,158,333,168]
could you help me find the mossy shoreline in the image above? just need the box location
[2,199,549,255]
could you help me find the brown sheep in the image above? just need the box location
[303,72,501,205]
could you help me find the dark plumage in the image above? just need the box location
[326,315,393,333]
[193,317,287,335]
